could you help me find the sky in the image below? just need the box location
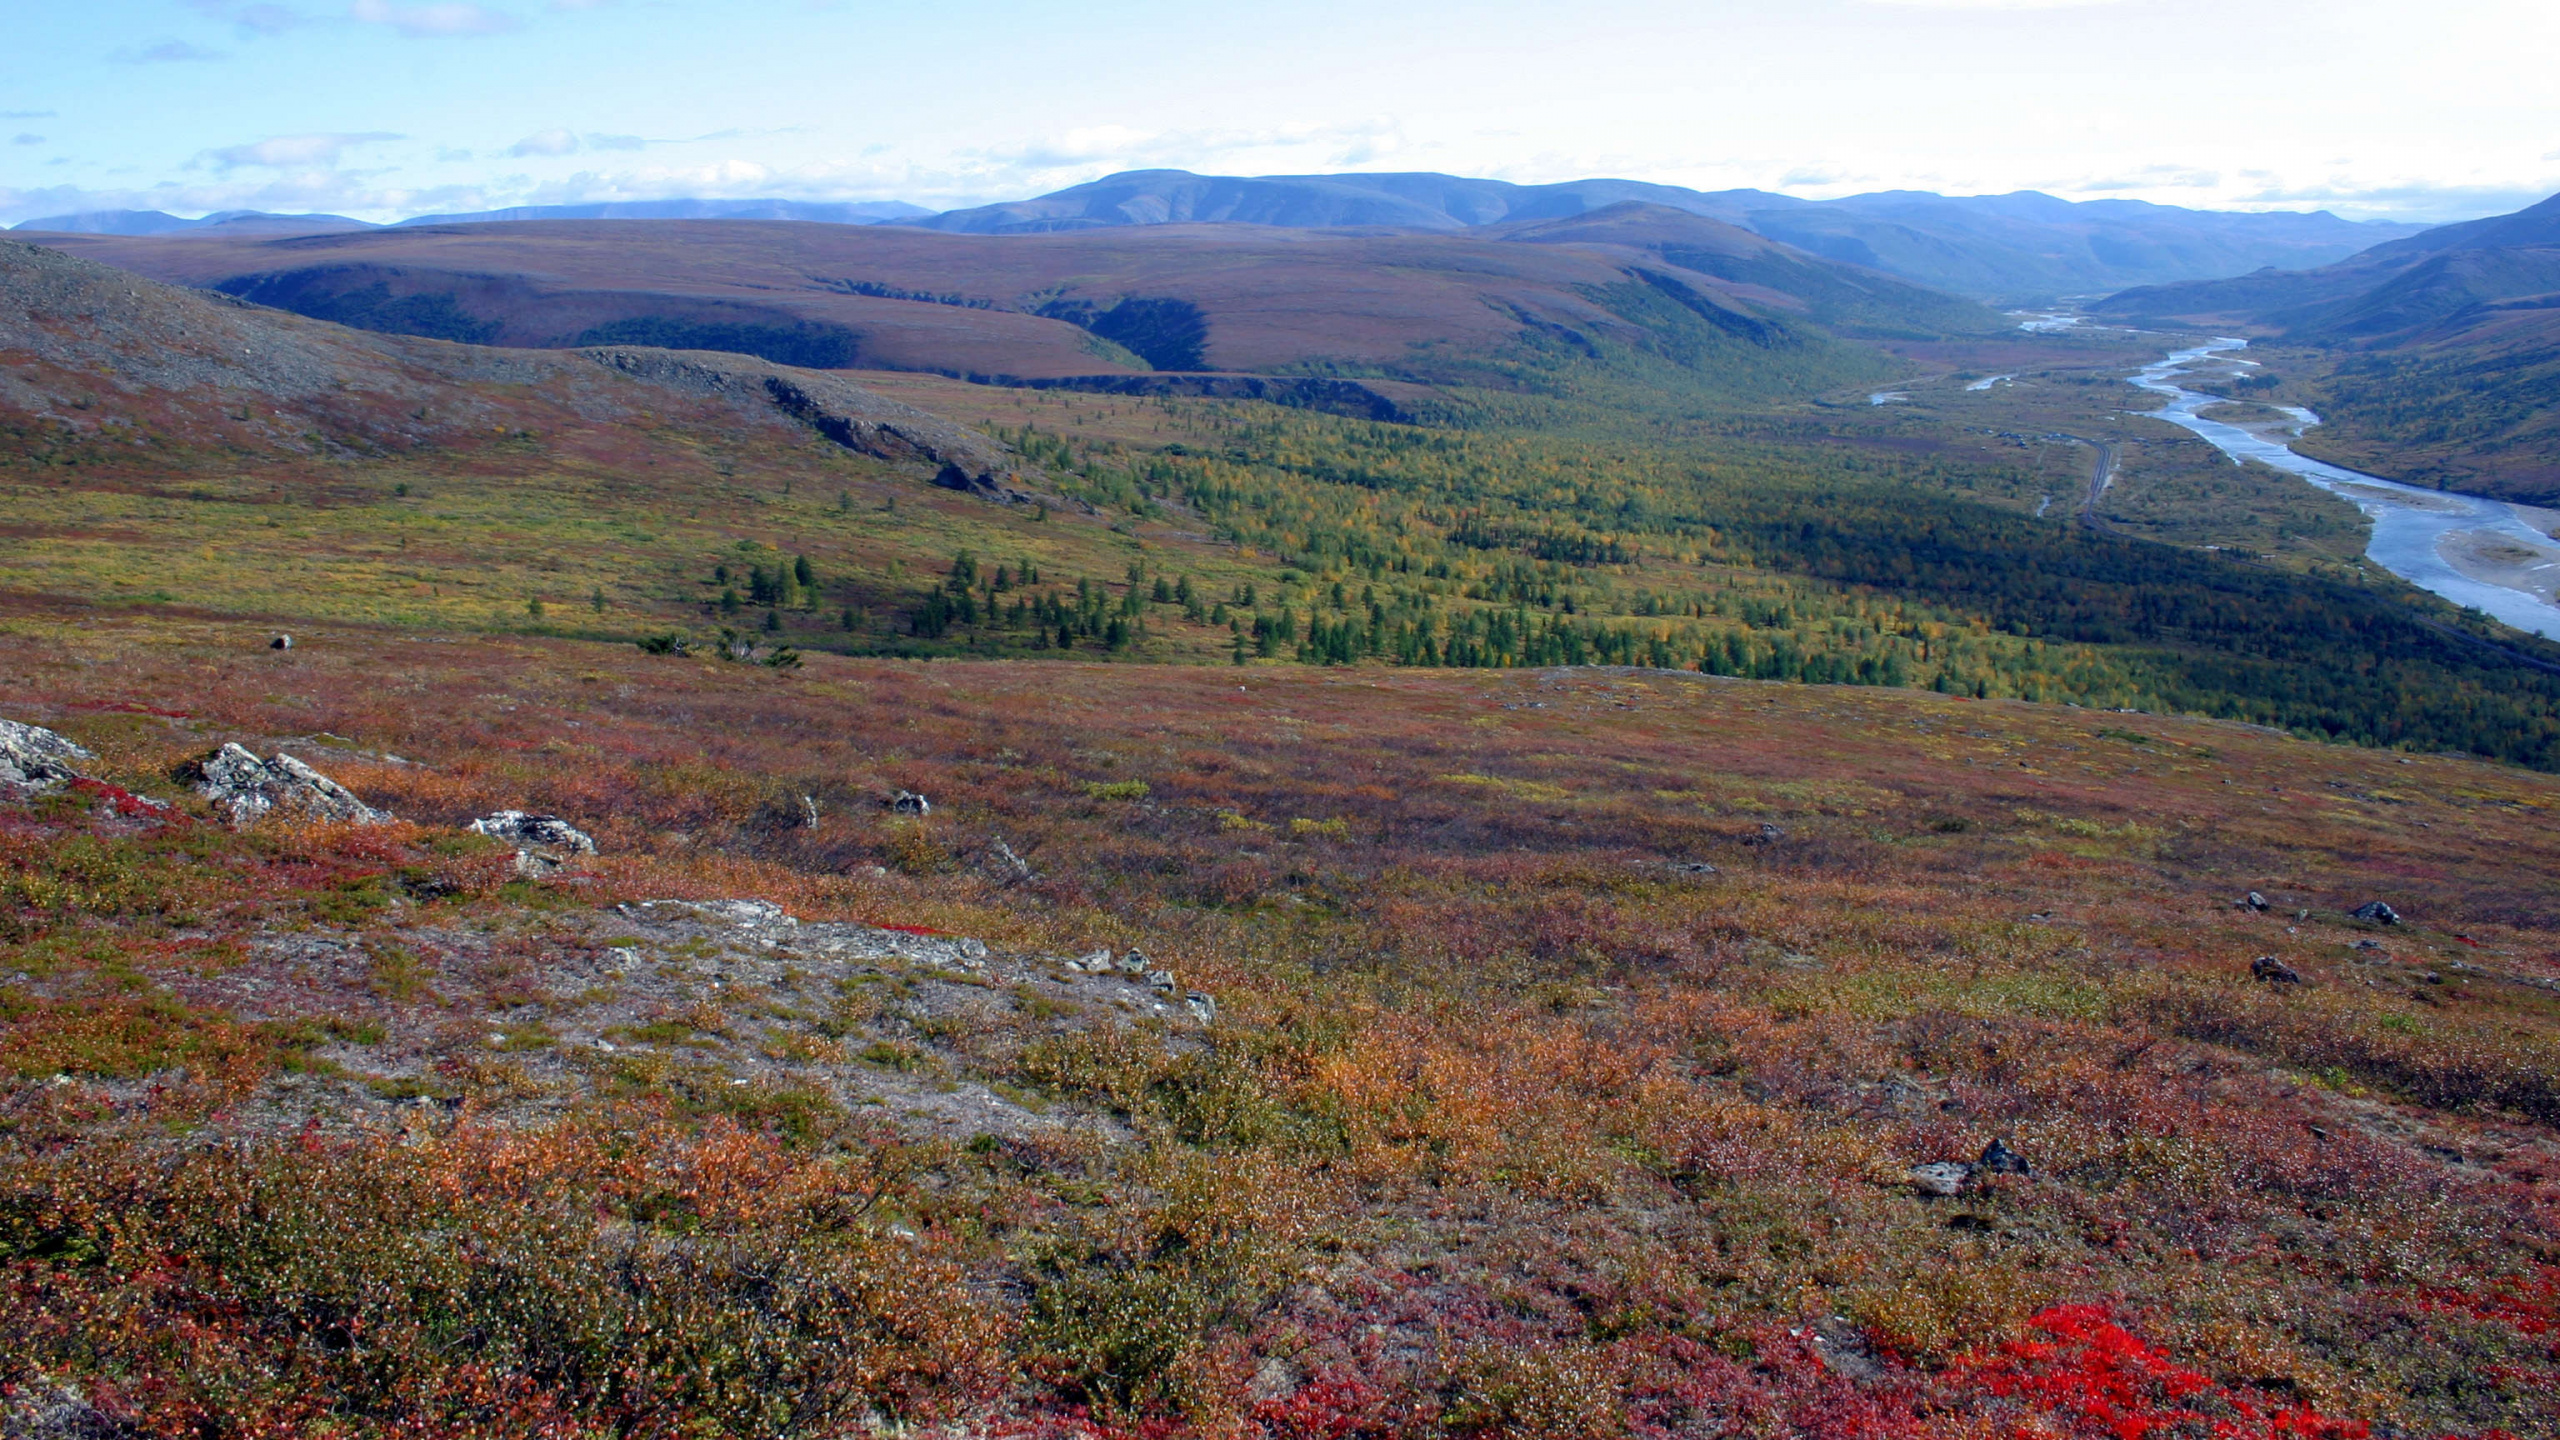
[3,0,2554,227]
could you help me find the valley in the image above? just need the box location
[6,172,2560,1440]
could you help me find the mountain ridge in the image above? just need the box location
[16,170,2432,301]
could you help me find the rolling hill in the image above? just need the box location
[21,206,1998,410]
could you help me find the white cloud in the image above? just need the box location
[506,127,580,157]
[349,1,519,37]
[12,134,45,146]
[585,133,645,151]
[200,131,405,170]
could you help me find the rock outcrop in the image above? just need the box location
[0,718,92,797]
[469,810,597,876]
[188,744,391,827]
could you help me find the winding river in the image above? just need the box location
[2128,340,2560,639]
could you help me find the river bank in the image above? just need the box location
[2127,339,2560,638]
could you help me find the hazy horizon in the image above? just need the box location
[5,0,2554,229]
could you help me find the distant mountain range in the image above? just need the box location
[12,208,375,236]
[904,170,2426,299]
[14,171,2428,301]
[394,199,931,227]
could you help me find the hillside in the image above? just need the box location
[2097,193,2560,502]
[4,605,2558,1440]
[25,211,1985,406]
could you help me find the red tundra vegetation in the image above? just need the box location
[3,603,2558,1438]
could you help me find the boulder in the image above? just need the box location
[270,634,292,650]
[1977,1137,2032,1176]
[1144,968,1179,993]
[1907,1161,1974,1197]
[2250,955,2304,984]
[2351,901,2400,926]
[187,744,390,827]
[1062,948,1114,974]
[2241,891,2270,912]
[892,790,931,816]
[1118,948,1152,975]
[469,810,597,876]
[1184,992,1219,1025]
[0,718,93,797]
[1746,822,1786,845]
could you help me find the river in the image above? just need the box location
[2127,339,2560,639]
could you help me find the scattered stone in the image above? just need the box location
[1184,992,1218,1025]
[1062,948,1113,974]
[2250,955,2304,984]
[892,790,931,816]
[1669,861,1719,875]
[1117,948,1152,976]
[270,634,292,650]
[1746,822,1785,845]
[1144,969,1179,993]
[186,743,391,827]
[0,717,93,797]
[1907,1161,1974,1197]
[469,810,598,876]
[2352,901,2400,926]
[1977,1137,2032,1176]
[2242,891,2270,912]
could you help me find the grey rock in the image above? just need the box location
[188,743,390,827]
[0,718,93,796]
[2352,901,2400,925]
[1117,948,1152,975]
[469,810,597,854]
[270,634,292,650]
[1184,991,1218,1025]
[892,789,932,816]
[1669,861,1719,875]
[984,836,1036,882]
[1977,1137,2032,1176]
[630,898,796,930]
[1746,822,1785,845]
[1062,948,1113,974]
[470,810,597,876]
[1143,969,1179,993]
[2250,954,2304,984]
[1907,1161,1974,1197]
[2242,891,2270,912]
[2,1380,121,1440]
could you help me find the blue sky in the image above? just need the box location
[4,0,2553,226]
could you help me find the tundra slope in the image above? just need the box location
[1,620,2556,1438]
